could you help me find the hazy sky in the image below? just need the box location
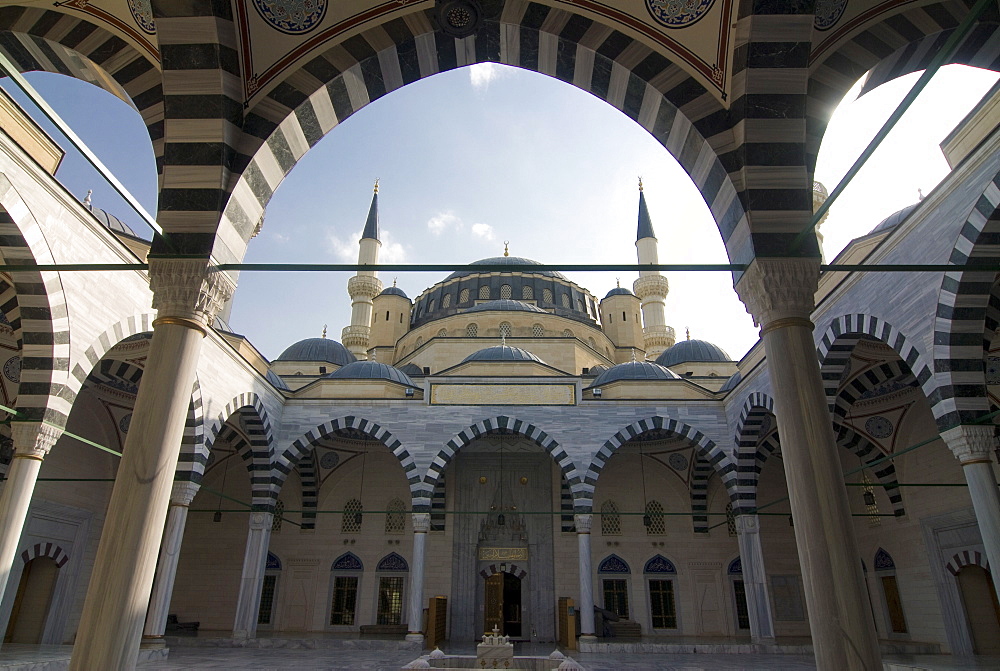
[5,63,998,363]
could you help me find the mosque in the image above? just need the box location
[0,2,997,670]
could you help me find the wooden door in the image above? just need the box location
[484,573,503,635]
[957,565,1000,654]
[4,557,58,644]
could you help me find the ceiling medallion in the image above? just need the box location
[646,0,716,30]
[252,0,328,35]
[128,0,156,35]
[864,415,894,440]
[814,0,848,32]
[434,0,483,39]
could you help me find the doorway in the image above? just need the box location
[4,557,59,644]
[484,572,522,637]
[957,565,1000,654]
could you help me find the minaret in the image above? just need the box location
[341,180,384,359]
[632,178,675,359]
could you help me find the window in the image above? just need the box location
[442,293,451,308]
[258,574,278,625]
[385,498,405,534]
[272,499,284,532]
[645,500,665,535]
[459,288,470,303]
[601,500,621,535]
[733,579,750,630]
[499,322,512,338]
[437,328,447,337]
[561,294,571,308]
[479,285,491,300]
[500,284,512,299]
[542,288,553,303]
[562,329,574,337]
[415,336,424,348]
[385,310,390,321]
[342,498,363,533]
[467,323,478,337]
[648,580,676,628]
[726,503,737,537]
[377,577,405,625]
[578,298,585,311]
[875,548,907,634]
[532,324,544,337]
[588,337,596,349]
[603,579,629,619]
[330,576,359,625]
[428,298,435,312]
[522,285,534,300]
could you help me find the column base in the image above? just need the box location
[405,632,424,643]
[578,634,597,644]
[139,636,166,650]
[751,636,776,645]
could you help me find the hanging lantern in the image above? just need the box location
[354,511,363,526]
[788,515,794,527]
[643,514,651,528]
[498,512,506,526]
[863,490,876,507]
[213,511,222,523]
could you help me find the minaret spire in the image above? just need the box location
[342,181,384,359]
[362,179,380,241]
[632,179,675,359]
[637,177,656,241]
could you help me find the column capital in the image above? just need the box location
[735,513,761,535]
[735,258,820,326]
[941,425,995,464]
[574,513,593,533]
[11,422,61,460]
[248,511,274,531]
[170,481,200,506]
[148,258,235,325]
[411,512,431,533]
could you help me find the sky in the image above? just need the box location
[3,63,999,363]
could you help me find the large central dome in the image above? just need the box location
[446,256,566,280]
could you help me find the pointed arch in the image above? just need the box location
[19,541,69,568]
[836,424,905,518]
[331,552,363,572]
[418,415,584,511]
[598,554,630,574]
[376,552,408,572]
[68,313,157,397]
[733,393,778,513]
[644,554,677,574]
[946,550,991,576]
[299,448,318,530]
[584,416,735,515]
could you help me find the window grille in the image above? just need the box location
[499,322,512,338]
[467,323,478,337]
[734,580,750,630]
[428,299,435,312]
[645,500,666,535]
[648,580,676,628]
[603,579,629,619]
[479,285,491,300]
[577,298,585,311]
[500,284,512,299]
[385,498,405,534]
[532,324,544,337]
[377,577,405,625]
[415,336,423,348]
[329,576,358,625]
[258,575,278,625]
[437,329,447,337]
[542,288,553,303]
[561,294,571,308]
[601,500,621,535]
[442,293,451,308]
[522,285,534,300]
[459,288,470,303]
[342,498,363,533]
[562,329,574,337]
[272,499,284,532]
[726,503,737,537]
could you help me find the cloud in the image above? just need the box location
[379,229,407,263]
[469,63,506,92]
[326,228,407,264]
[471,222,495,240]
[427,212,461,236]
[270,232,290,243]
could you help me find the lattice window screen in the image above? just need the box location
[342,498,363,533]
[601,500,621,535]
[385,498,405,534]
[645,500,666,535]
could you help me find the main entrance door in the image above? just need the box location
[484,573,522,637]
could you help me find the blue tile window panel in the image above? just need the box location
[431,474,446,531]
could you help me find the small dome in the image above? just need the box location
[379,286,409,299]
[656,339,732,367]
[871,203,919,234]
[275,338,356,366]
[719,371,742,392]
[591,361,679,386]
[327,361,416,386]
[603,287,635,299]
[446,256,566,280]
[88,205,137,237]
[463,345,545,364]
[399,363,424,377]
[265,369,290,391]
[586,364,608,376]
[464,299,547,314]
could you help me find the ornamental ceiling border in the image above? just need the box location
[53,0,160,63]
[235,0,733,106]
[810,0,917,64]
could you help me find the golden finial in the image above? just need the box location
[686,327,690,341]
[322,324,327,338]
[373,178,379,194]
[503,241,509,257]
[638,176,643,192]
[616,278,620,288]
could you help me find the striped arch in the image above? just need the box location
[201,396,275,509]
[480,563,527,580]
[204,393,275,457]
[690,452,713,533]
[68,313,155,398]
[19,541,68,568]
[933,168,1000,429]
[806,1,1000,173]
[299,448,318,530]
[0,176,71,427]
[832,360,918,422]
[0,277,20,346]
[946,549,992,576]
[212,423,272,511]
[419,415,583,511]
[584,416,736,516]
[734,393,778,513]
[816,315,933,415]
[836,424,905,517]
[277,416,417,507]
[0,6,164,166]
[214,3,747,265]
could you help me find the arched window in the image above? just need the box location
[588,337,596,349]
[479,285,491,300]
[330,553,363,626]
[561,294,571,308]
[341,498,363,533]
[577,298,585,312]
[437,328,447,337]
[272,499,284,533]
[542,288,553,303]
[375,552,408,625]
[467,323,478,338]
[415,336,424,348]
[645,500,665,535]
[428,298,435,312]
[459,288,470,304]
[385,498,406,534]
[598,554,630,619]
[645,555,678,629]
[442,293,452,308]
[522,285,534,300]
[500,284,512,299]
[874,548,907,634]
[258,552,282,627]
[562,329,574,337]
[531,324,544,337]
[499,322,512,338]
[601,500,621,535]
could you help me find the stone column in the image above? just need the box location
[736,258,881,670]
[942,425,1000,594]
[141,481,200,646]
[70,259,234,671]
[232,511,274,639]
[735,514,775,642]
[406,512,431,642]
[575,514,596,640]
[0,423,61,612]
